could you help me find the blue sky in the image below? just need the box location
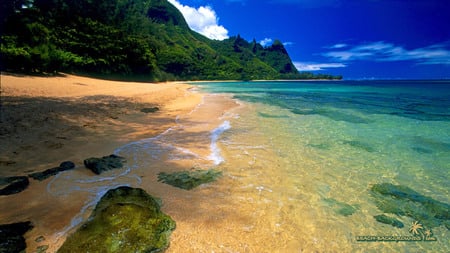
[168,0,450,79]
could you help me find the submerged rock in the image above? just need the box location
[158,169,222,190]
[29,161,75,181]
[322,198,358,216]
[0,221,33,253]
[58,187,176,253]
[374,214,404,228]
[370,183,450,229]
[342,140,376,153]
[0,176,29,195]
[83,154,126,175]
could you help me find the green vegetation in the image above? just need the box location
[1,0,341,80]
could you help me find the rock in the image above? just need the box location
[371,183,450,229]
[0,176,29,195]
[58,187,176,253]
[322,198,358,216]
[29,161,75,181]
[141,107,160,113]
[36,245,49,253]
[35,235,45,243]
[158,169,222,190]
[374,214,404,228]
[83,155,126,175]
[0,221,33,253]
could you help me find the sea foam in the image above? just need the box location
[208,121,231,165]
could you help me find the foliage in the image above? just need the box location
[1,0,341,80]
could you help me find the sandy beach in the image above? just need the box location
[0,73,241,252]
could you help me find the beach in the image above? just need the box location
[0,73,240,252]
[1,75,449,252]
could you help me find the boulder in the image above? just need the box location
[83,155,126,175]
[0,176,29,195]
[0,221,33,253]
[58,187,175,253]
[29,161,75,181]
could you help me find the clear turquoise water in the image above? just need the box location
[193,80,450,251]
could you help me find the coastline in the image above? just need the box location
[0,73,241,252]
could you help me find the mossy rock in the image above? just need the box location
[374,214,404,228]
[158,169,222,190]
[370,183,450,229]
[58,187,175,253]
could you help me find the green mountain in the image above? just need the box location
[1,0,341,80]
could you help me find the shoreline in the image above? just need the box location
[0,73,241,252]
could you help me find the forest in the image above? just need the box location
[1,0,342,81]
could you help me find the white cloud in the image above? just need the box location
[294,62,346,71]
[260,38,273,47]
[168,0,229,40]
[328,43,348,49]
[323,41,450,65]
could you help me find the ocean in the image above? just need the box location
[190,80,450,252]
[46,80,449,252]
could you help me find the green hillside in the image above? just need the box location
[1,0,341,80]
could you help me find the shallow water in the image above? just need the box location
[190,80,450,252]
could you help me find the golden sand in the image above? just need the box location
[0,73,240,252]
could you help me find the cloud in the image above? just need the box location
[294,62,346,71]
[260,38,273,47]
[327,43,348,49]
[323,41,450,65]
[168,0,229,40]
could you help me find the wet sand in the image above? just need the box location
[0,73,240,252]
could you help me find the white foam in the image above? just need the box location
[208,121,231,165]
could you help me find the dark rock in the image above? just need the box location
[158,169,222,190]
[29,161,75,181]
[141,107,160,113]
[371,183,450,229]
[0,176,29,195]
[83,155,126,175]
[0,221,33,253]
[374,214,404,228]
[58,187,176,253]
